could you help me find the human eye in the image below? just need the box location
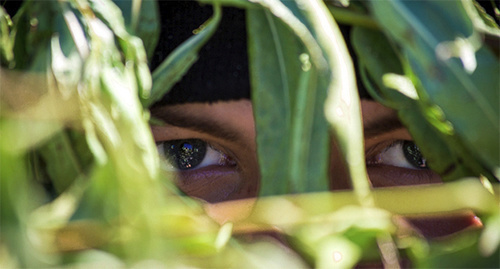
[365,140,441,187]
[156,139,236,171]
[156,138,245,203]
[367,140,427,170]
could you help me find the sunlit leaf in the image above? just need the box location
[0,150,47,268]
[293,0,372,205]
[207,179,499,231]
[0,6,14,65]
[478,213,500,256]
[112,0,160,59]
[0,118,63,154]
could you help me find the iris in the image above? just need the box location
[403,141,427,169]
[164,139,207,170]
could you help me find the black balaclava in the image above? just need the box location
[150,1,372,107]
[2,1,497,105]
[150,1,251,106]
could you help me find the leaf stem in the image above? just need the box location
[304,0,374,206]
[206,179,500,230]
[131,0,141,33]
[327,6,379,29]
[60,131,85,176]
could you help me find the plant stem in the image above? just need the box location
[327,6,379,29]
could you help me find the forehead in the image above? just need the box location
[154,100,397,133]
[151,100,255,144]
[361,100,398,126]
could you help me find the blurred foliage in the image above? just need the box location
[361,0,500,182]
[1,0,499,268]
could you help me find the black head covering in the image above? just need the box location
[150,1,250,106]
[3,1,498,104]
[149,1,373,106]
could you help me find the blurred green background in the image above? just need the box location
[1,0,499,267]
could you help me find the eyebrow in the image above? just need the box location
[363,115,406,139]
[152,106,405,143]
[151,107,244,143]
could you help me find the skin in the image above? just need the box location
[150,99,481,239]
[151,100,259,202]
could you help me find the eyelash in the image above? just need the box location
[156,139,236,171]
[159,138,427,173]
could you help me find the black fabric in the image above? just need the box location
[149,1,373,106]
[150,1,250,106]
[339,24,372,100]
[2,0,23,17]
[3,1,498,105]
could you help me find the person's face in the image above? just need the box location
[151,99,480,238]
[151,99,441,199]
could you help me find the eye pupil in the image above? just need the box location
[182,143,193,151]
[165,139,207,170]
[402,141,427,169]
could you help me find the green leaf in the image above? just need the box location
[247,3,329,195]
[325,2,378,29]
[467,0,500,33]
[479,213,500,257]
[9,1,58,71]
[213,179,499,229]
[246,0,371,201]
[198,0,259,10]
[285,0,371,203]
[291,206,394,268]
[351,26,476,180]
[0,6,14,66]
[146,3,222,107]
[369,0,500,180]
[0,118,63,154]
[89,0,153,104]
[58,250,124,268]
[36,131,93,194]
[411,229,500,268]
[112,0,160,59]
[0,150,47,268]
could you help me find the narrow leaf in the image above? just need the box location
[247,4,329,196]
[112,0,160,59]
[146,3,222,107]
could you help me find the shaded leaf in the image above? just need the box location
[36,131,92,194]
[369,0,500,180]
[351,26,476,180]
[411,229,500,268]
[247,3,329,195]
[282,0,371,203]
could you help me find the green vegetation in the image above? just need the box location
[1,0,499,267]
